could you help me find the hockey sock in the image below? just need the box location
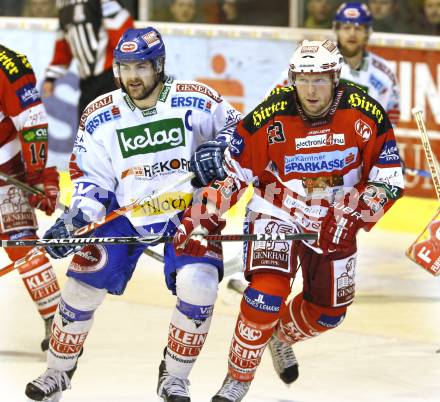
[47,278,106,372]
[276,292,347,343]
[165,264,218,379]
[227,273,290,382]
[15,248,61,319]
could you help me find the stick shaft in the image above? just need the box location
[1,232,317,248]
[0,171,44,195]
[412,109,440,200]
[0,171,172,263]
[73,172,194,237]
[0,261,15,277]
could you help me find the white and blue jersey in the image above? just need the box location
[66,77,241,294]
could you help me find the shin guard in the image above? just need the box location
[16,248,61,319]
[227,273,290,382]
[166,264,218,379]
[47,278,106,372]
[276,292,347,344]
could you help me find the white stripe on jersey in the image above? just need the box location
[0,137,20,165]
[104,8,130,29]
[78,24,95,64]
[68,25,91,77]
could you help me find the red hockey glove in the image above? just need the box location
[319,195,367,254]
[27,166,60,216]
[173,204,226,257]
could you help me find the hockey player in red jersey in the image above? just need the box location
[271,2,400,127]
[174,39,405,401]
[0,44,61,351]
[42,0,134,118]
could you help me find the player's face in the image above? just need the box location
[119,61,158,101]
[337,23,368,57]
[295,73,333,117]
[425,0,440,24]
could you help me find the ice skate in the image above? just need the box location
[40,316,53,352]
[226,278,247,294]
[157,359,191,401]
[268,335,299,385]
[211,375,251,402]
[25,366,76,401]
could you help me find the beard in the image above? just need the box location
[338,40,365,59]
[125,77,159,100]
[340,44,362,58]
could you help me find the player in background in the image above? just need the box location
[271,2,400,126]
[174,40,404,401]
[25,27,241,402]
[0,44,61,351]
[42,0,134,119]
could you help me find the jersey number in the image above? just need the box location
[267,121,286,144]
[30,143,46,165]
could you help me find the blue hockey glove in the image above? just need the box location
[44,208,91,259]
[190,140,228,187]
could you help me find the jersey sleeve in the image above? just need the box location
[45,28,73,81]
[210,95,242,143]
[1,53,49,175]
[385,80,400,127]
[185,82,242,145]
[353,101,404,229]
[69,115,118,221]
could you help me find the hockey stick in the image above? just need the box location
[0,233,315,277]
[411,108,440,200]
[1,232,317,248]
[405,109,440,276]
[72,172,195,236]
[0,170,167,264]
[0,171,45,196]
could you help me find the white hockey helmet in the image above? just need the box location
[288,40,343,86]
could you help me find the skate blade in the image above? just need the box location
[28,391,62,402]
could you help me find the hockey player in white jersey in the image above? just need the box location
[270,2,400,126]
[25,27,241,402]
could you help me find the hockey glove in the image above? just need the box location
[173,204,226,257]
[319,194,367,254]
[27,166,60,216]
[44,208,91,259]
[190,140,228,188]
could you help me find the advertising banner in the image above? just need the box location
[1,20,439,199]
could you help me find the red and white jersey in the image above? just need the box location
[270,51,400,126]
[46,0,134,80]
[70,78,241,228]
[0,44,49,184]
[222,84,404,242]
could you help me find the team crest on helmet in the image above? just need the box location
[344,7,361,19]
[120,41,138,52]
[142,31,160,47]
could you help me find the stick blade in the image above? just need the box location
[406,208,440,276]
